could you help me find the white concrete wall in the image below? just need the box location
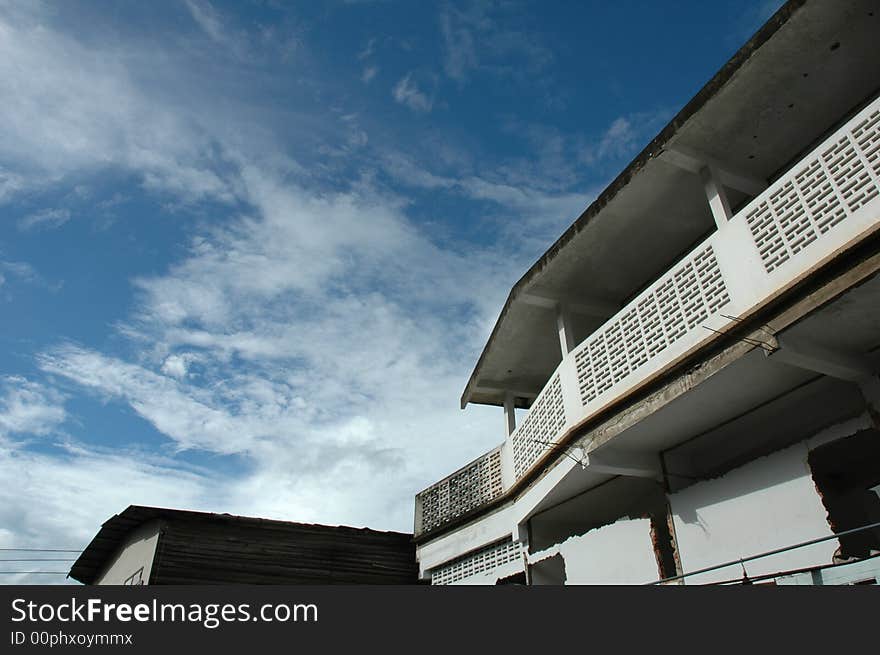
[417,503,516,577]
[670,443,836,584]
[94,520,161,585]
[556,518,658,585]
[449,560,524,586]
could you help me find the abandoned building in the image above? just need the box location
[68,506,419,585]
[414,0,880,585]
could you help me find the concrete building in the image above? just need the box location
[69,506,419,585]
[414,0,880,586]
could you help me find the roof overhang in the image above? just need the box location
[463,0,880,408]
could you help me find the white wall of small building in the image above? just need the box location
[94,520,162,585]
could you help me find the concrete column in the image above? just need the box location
[556,303,575,356]
[503,392,516,436]
[700,165,733,229]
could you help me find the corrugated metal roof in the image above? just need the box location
[69,505,418,585]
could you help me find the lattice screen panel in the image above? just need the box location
[430,539,523,585]
[746,108,880,273]
[575,245,729,408]
[510,374,565,479]
[417,448,503,534]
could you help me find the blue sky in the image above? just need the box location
[0,0,782,583]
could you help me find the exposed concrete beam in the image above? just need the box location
[520,292,617,319]
[700,165,733,229]
[662,144,768,196]
[581,448,663,481]
[503,392,517,436]
[473,381,540,402]
[765,335,876,382]
[556,303,576,356]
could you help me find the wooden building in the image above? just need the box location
[69,505,419,585]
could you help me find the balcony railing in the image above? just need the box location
[415,94,880,539]
[415,445,504,534]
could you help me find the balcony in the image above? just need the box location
[415,93,880,539]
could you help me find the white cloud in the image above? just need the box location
[379,151,591,247]
[0,258,60,300]
[185,0,225,44]
[439,8,478,82]
[392,74,433,112]
[0,443,213,584]
[357,37,376,61]
[0,168,25,201]
[361,65,378,83]
[0,376,66,439]
[439,2,552,83]
[184,0,250,62]
[18,208,70,231]
[0,259,38,283]
[39,346,250,455]
[161,354,191,379]
[0,5,235,204]
[0,0,590,571]
[25,143,521,540]
[579,110,672,167]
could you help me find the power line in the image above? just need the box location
[0,548,81,552]
[0,559,76,562]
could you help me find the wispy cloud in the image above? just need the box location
[357,37,377,60]
[185,0,225,44]
[0,376,66,439]
[392,73,433,112]
[0,259,38,284]
[18,208,71,231]
[0,258,57,299]
[0,443,214,584]
[0,168,25,201]
[578,109,673,168]
[24,157,515,535]
[184,0,250,61]
[361,65,378,83]
[0,4,236,205]
[439,1,552,83]
[0,0,606,570]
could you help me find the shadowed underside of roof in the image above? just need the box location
[462,0,880,408]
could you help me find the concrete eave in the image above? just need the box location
[461,0,880,409]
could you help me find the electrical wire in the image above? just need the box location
[0,548,80,552]
[0,559,76,562]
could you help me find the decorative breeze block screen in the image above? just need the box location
[417,448,503,534]
[575,245,729,408]
[511,374,566,479]
[430,538,523,585]
[746,108,880,273]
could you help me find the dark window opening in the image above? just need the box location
[808,429,880,559]
[496,571,527,585]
